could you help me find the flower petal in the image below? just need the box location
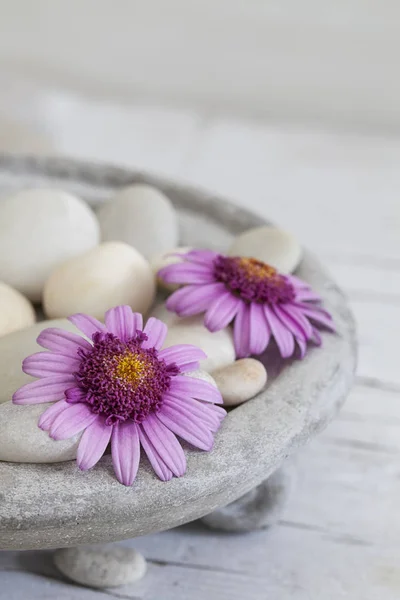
[264,305,295,358]
[204,291,241,332]
[296,304,336,332]
[163,394,225,431]
[158,262,215,284]
[233,302,251,358]
[68,314,106,339]
[276,304,313,340]
[142,317,168,350]
[105,306,143,341]
[296,336,307,359]
[76,417,112,471]
[183,249,219,265]
[248,303,271,355]
[50,403,98,440]
[167,283,226,317]
[138,426,173,481]
[65,387,87,404]
[158,344,207,370]
[13,375,75,405]
[170,376,223,404]
[38,400,70,431]
[295,289,322,303]
[22,352,80,378]
[37,327,92,356]
[142,414,186,477]
[111,421,140,486]
[157,405,214,451]
[286,275,311,290]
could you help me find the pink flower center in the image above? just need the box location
[74,332,179,425]
[213,255,295,304]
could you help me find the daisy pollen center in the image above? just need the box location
[74,332,178,425]
[213,255,295,304]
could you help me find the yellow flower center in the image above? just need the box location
[114,351,153,386]
[237,257,277,281]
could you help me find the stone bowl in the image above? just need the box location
[0,155,357,550]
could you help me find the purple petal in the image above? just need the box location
[37,327,92,356]
[50,403,98,440]
[158,262,215,284]
[296,336,307,359]
[157,405,214,450]
[77,417,112,471]
[248,303,271,355]
[273,305,307,341]
[170,375,222,404]
[13,375,75,405]
[65,387,87,404]
[286,275,311,290]
[38,400,69,431]
[105,306,143,341]
[183,249,219,265]
[276,304,313,339]
[68,314,106,339]
[296,304,335,332]
[111,421,140,486]
[264,305,295,358]
[142,317,168,350]
[311,328,322,346]
[22,352,80,378]
[233,302,251,358]
[158,344,207,369]
[204,291,241,332]
[142,414,186,477]
[167,283,226,317]
[138,425,173,481]
[295,289,322,303]
[163,394,225,431]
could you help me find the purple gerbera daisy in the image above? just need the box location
[159,250,335,359]
[12,306,225,486]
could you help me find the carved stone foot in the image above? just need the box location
[201,463,295,532]
[53,543,147,588]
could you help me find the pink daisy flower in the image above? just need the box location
[12,306,225,486]
[159,250,335,359]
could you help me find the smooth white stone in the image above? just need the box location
[43,241,156,320]
[0,282,36,337]
[0,188,100,301]
[228,226,302,273]
[0,318,81,405]
[162,317,235,373]
[54,545,147,588]
[0,401,80,463]
[97,184,179,259]
[183,369,218,388]
[211,358,267,406]
[150,246,192,291]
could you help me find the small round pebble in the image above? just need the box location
[228,226,302,273]
[0,402,80,463]
[0,281,35,337]
[211,358,267,406]
[150,246,192,291]
[43,241,155,320]
[97,184,179,259]
[183,368,218,388]
[0,188,100,301]
[54,545,147,588]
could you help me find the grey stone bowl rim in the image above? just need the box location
[0,155,357,550]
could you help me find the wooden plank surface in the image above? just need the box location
[0,99,399,599]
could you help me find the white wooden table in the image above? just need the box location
[0,94,399,599]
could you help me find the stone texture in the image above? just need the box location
[97,183,179,258]
[0,188,99,301]
[0,402,80,463]
[0,156,356,551]
[54,545,146,588]
[43,241,155,319]
[211,358,267,406]
[0,281,36,337]
[201,464,295,532]
[228,225,302,273]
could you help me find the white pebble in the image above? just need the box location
[211,358,267,406]
[183,369,218,388]
[0,402,80,463]
[150,246,192,291]
[54,545,147,588]
[228,226,302,273]
[0,188,100,301]
[43,241,155,320]
[0,281,35,337]
[97,184,179,258]
[0,318,82,405]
